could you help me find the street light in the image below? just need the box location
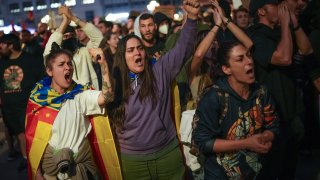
[147,0,160,12]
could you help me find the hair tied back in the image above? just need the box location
[50,42,61,54]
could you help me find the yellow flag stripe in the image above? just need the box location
[93,115,122,180]
[28,121,52,179]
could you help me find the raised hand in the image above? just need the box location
[278,2,291,26]
[183,0,200,20]
[58,5,69,16]
[212,8,222,26]
[211,0,226,20]
[88,48,106,64]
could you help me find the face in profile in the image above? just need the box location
[261,4,279,25]
[125,37,146,74]
[139,18,156,43]
[46,53,74,94]
[222,44,255,85]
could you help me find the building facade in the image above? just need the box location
[0,0,181,31]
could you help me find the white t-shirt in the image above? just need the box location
[48,90,104,153]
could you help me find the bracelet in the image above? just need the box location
[214,24,222,29]
[225,18,232,26]
[293,24,300,31]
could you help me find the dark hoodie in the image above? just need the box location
[193,77,279,180]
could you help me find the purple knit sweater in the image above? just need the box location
[116,19,197,155]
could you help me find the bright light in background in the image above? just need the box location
[41,15,50,23]
[24,7,34,11]
[174,12,184,21]
[50,3,61,8]
[232,0,242,9]
[37,5,47,10]
[0,25,35,34]
[10,9,20,13]
[0,20,4,27]
[105,13,129,22]
[83,0,95,4]
[147,0,160,12]
[65,0,76,6]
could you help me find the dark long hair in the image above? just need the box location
[107,34,157,129]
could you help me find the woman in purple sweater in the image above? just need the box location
[106,0,199,179]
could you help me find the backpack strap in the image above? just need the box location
[255,85,266,123]
[212,85,229,126]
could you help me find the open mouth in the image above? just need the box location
[246,68,254,76]
[135,58,143,66]
[64,72,72,81]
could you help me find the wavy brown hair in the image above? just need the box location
[107,34,157,130]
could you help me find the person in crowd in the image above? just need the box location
[154,12,172,42]
[20,29,44,64]
[181,0,254,178]
[136,13,165,61]
[112,23,123,39]
[192,39,279,179]
[97,20,113,37]
[192,38,278,179]
[100,32,119,69]
[44,5,103,90]
[34,22,51,48]
[0,33,44,171]
[247,0,319,179]
[233,6,250,30]
[127,12,139,34]
[106,0,199,179]
[25,43,121,179]
[284,0,320,156]
[95,32,120,90]
[189,0,253,105]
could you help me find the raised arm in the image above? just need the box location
[156,0,199,81]
[43,8,70,59]
[270,3,293,66]
[89,48,113,106]
[64,8,103,49]
[289,8,313,55]
[190,8,221,84]
[212,0,253,49]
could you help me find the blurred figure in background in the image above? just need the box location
[233,6,250,30]
[154,12,172,42]
[0,33,44,171]
[97,20,113,37]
